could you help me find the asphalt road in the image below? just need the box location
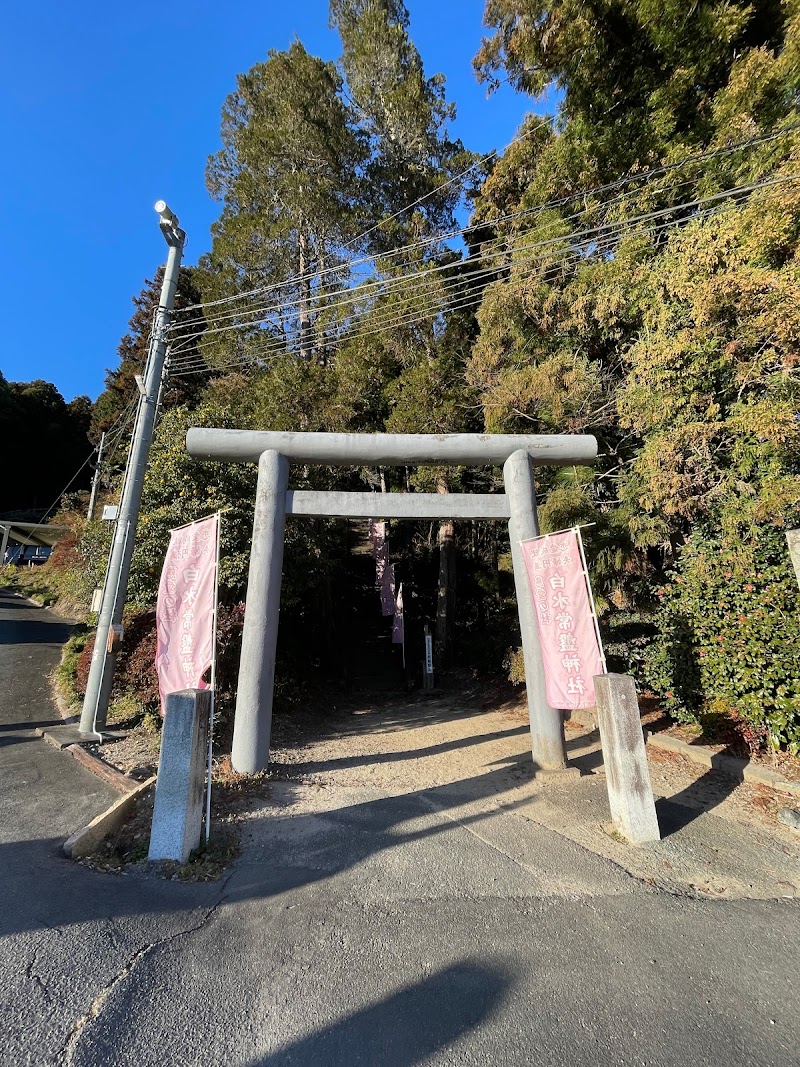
[1,589,798,1067]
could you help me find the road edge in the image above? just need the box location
[63,776,157,859]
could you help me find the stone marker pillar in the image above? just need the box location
[594,674,660,845]
[503,449,568,771]
[148,688,210,863]
[232,449,290,773]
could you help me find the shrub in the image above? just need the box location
[644,525,800,753]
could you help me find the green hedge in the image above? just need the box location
[644,526,800,753]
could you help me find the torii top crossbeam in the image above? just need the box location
[186,429,597,468]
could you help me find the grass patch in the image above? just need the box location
[54,626,89,713]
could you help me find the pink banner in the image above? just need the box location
[368,519,385,554]
[370,519,389,589]
[380,562,396,616]
[520,530,604,709]
[155,514,219,715]
[392,583,404,644]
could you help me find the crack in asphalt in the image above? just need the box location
[59,876,232,1066]
[25,950,52,1000]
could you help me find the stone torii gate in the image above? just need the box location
[187,429,597,775]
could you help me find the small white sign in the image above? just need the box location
[91,587,103,613]
[425,634,434,675]
[102,505,119,521]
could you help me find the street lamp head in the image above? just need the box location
[154,200,178,227]
[154,200,185,249]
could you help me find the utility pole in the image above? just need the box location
[79,202,186,736]
[86,432,106,521]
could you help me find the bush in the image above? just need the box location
[644,526,800,753]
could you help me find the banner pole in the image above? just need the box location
[170,505,232,534]
[205,512,222,843]
[519,521,596,544]
[575,525,607,673]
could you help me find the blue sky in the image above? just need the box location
[0,1,546,401]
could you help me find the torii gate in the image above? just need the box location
[187,429,597,775]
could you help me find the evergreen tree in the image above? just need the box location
[202,41,365,362]
[330,0,473,250]
[91,266,207,445]
[0,375,93,515]
[467,0,800,745]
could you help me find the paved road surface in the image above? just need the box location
[1,589,798,1066]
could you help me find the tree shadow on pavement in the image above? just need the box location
[0,597,42,610]
[0,759,548,937]
[248,961,511,1067]
[270,724,530,776]
[655,747,743,837]
[0,617,73,645]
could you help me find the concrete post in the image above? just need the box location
[0,525,9,565]
[503,450,567,770]
[148,688,210,863]
[594,674,661,845]
[231,449,290,773]
[80,210,186,736]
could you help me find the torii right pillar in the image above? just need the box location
[503,449,569,772]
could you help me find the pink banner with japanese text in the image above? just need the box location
[369,519,396,616]
[380,562,396,616]
[520,530,604,709]
[392,583,404,644]
[155,514,219,715]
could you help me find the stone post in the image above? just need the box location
[148,688,210,863]
[594,674,661,845]
[503,450,568,770]
[231,449,290,773]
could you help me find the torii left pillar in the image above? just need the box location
[231,450,289,773]
[503,450,568,770]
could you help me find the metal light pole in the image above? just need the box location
[79,202,186,736]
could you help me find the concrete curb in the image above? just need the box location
[63,776,156,859]
[645,730,800,798]
[567,704,800,799]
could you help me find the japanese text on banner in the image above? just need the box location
[520,530,604,709]
[155,514,219,715]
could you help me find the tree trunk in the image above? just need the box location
[435,478,456,668]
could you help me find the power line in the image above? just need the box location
[168,171,799,373]
[168,162,710,347]
[13,395,140,545]
[170,121,800,327]
[336,120,552,251]
[168,189,764,378]
[167,164,743,353]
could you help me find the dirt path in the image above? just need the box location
[99,684,800,897]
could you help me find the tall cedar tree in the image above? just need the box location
[202,41,365,362]
[91,266,208,451]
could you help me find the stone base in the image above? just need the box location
[38,725,102,748]
[532,764,582,781]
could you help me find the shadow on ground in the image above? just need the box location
[248,961,511,1066]
[655,749,744,836]
[0,617,73,645]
